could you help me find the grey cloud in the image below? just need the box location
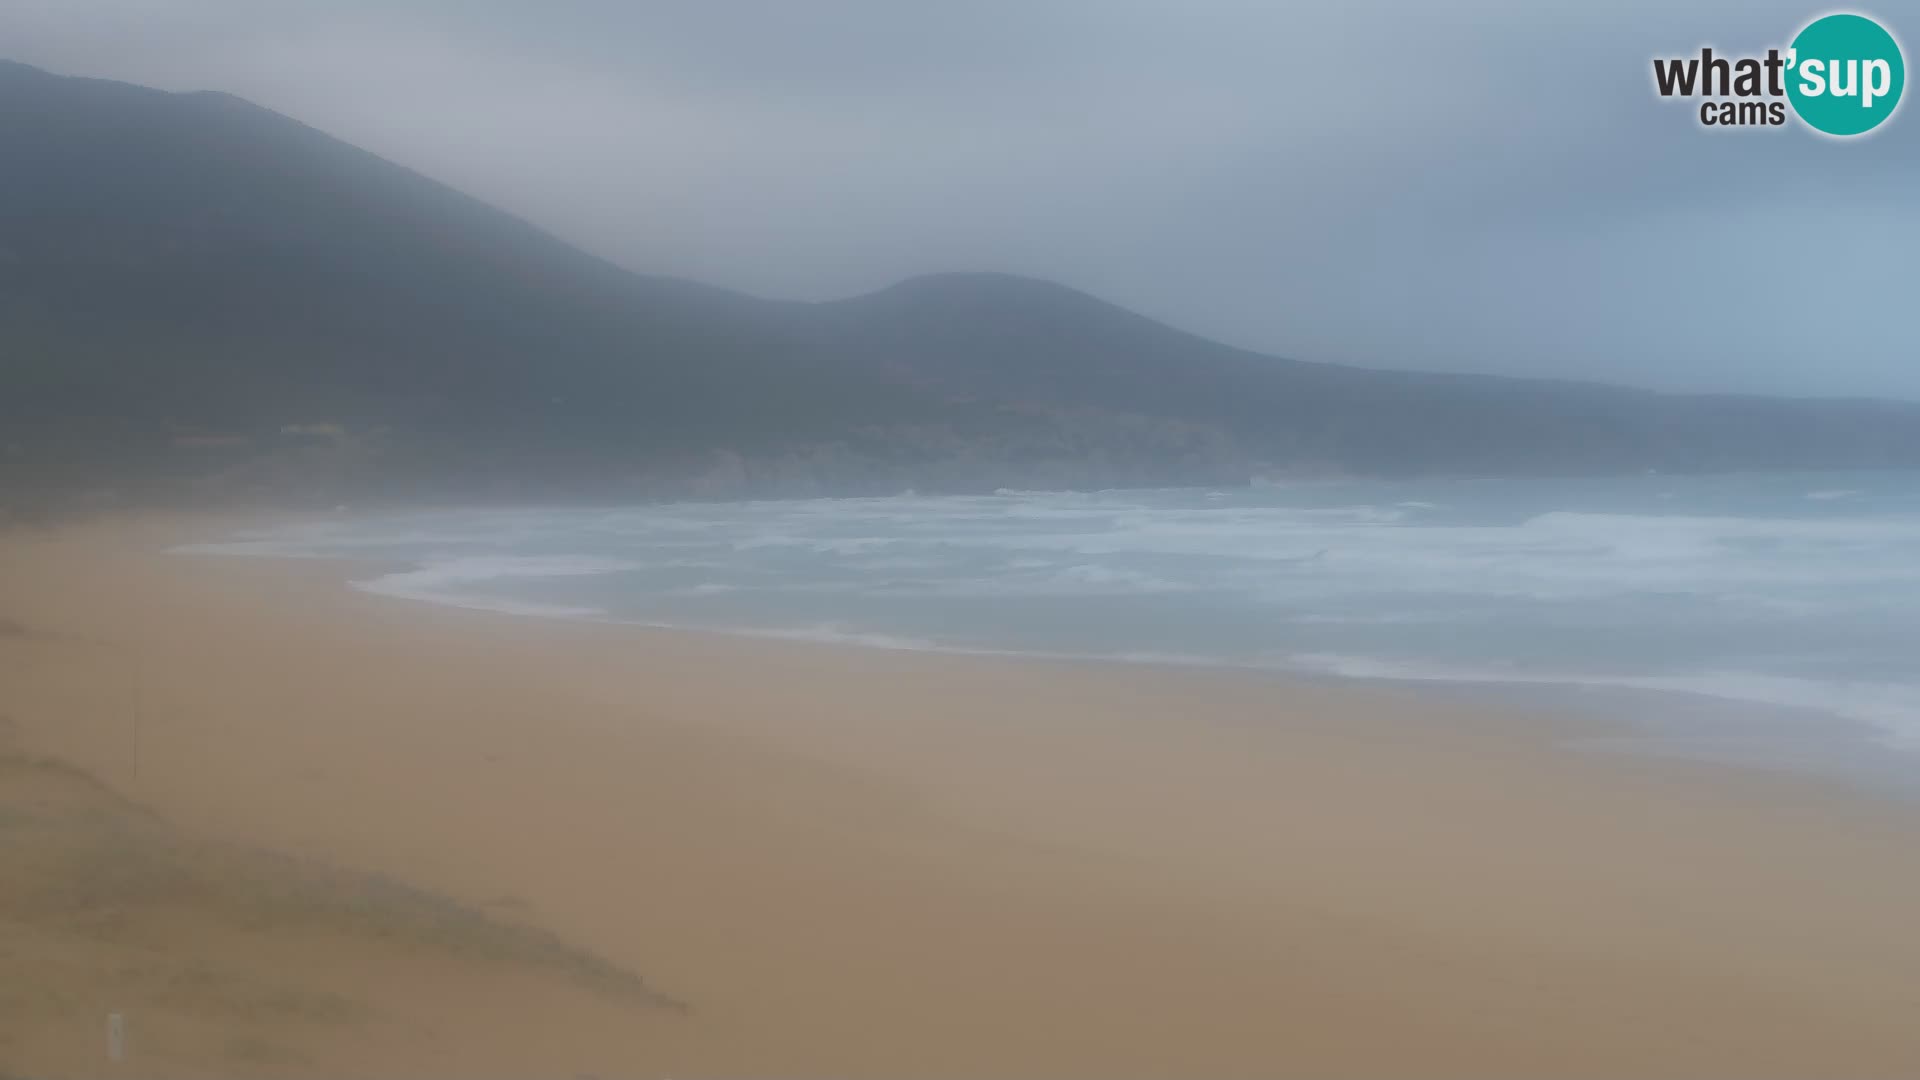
[2,0,1914,397]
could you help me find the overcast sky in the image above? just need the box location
[4,0,1915,398]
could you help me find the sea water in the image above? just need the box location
[181,471,1920,776]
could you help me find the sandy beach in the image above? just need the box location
[5,513,1920,1078]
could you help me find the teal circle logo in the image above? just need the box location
[1786,13,1905,136]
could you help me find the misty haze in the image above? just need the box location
[3,3,1920,1079]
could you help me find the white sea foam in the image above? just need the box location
[1284,653,1920,748]
[376,595,607,619]
[358,554,636,588]
[1286,611,1455,625]
[174,474,1920,758]
[856,561,1188,598]
[1051,563,1183,591]
[349,555,635,617]
[730,623,942,650]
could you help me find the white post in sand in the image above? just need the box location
[106,1012,125,1064]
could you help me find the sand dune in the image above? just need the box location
[4,514,1920,1078]
[0,745,678,1078]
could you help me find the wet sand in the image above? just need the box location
[5,513,1920,1078]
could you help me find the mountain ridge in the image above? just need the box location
[3,58,1918,509]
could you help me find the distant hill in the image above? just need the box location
[4,58,1918,507]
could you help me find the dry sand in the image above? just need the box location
[4,513,1920,1078]
[0,751,677,1078]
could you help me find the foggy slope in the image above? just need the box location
[4,59,1918,501]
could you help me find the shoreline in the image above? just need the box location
[177,499,1920,790]
[7,512,1920,1076]
[189,541,1920,800]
